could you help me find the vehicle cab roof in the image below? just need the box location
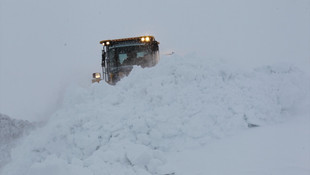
[99,36,158,45]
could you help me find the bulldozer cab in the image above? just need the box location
[95,36,159,85]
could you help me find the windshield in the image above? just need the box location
[108,45,153,67]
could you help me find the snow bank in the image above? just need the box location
[0,114,34,169]
[1,55,309,175]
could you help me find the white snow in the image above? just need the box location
[1,55,309,175]
[0,114,34,170]
[162,116,310,175]
[1,0,310,174]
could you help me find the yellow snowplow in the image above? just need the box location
[92,36,160,85]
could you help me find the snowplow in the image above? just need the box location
[92,36,160,84]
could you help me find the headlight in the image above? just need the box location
[102,43,105,46]
[145,36,150,42]
[93,72,101,79]
[106,41,110,45]
[141,37,145,42]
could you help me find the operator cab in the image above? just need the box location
[92,36,160,85]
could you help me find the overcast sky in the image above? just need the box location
[1,0,309,121]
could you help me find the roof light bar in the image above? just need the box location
[140,36,151,42]
[100,36,156,45]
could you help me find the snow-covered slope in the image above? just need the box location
[1,55,309,175]
[0,114,34,170]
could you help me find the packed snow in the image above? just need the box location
[162,116,310,175]
[1,55,309,175]
[0,114,34,170]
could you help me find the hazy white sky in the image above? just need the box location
[0,0,309,121]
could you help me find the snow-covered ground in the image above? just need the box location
[162,116,310,175]
[0,114,34,170]
[1,55,309,175]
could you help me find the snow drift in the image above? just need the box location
[1,55,309,175]
[0,114,34,170]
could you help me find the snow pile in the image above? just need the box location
[1,55,309,175]
[0,114,34,169]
